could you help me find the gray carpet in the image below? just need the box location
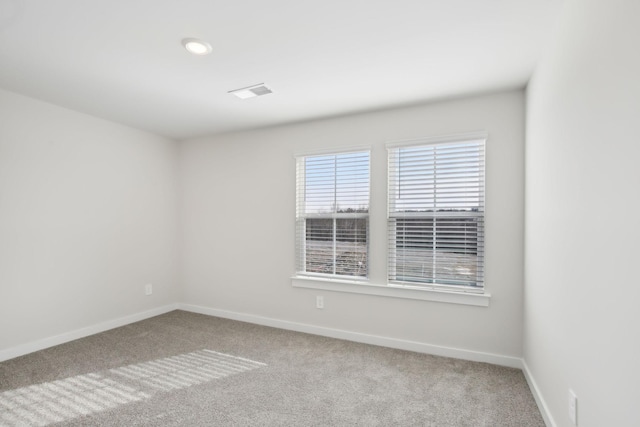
[0,310,544,426]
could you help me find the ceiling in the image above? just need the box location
[0,0,561,140]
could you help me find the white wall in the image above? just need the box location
[0,89,179,353]
[179,90,525,360]
[525,1,640,426]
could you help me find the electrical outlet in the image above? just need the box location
[568,389,578,425]
[145,284,153,296]
[316,296,324,309]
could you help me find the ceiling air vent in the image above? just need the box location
[228,83,273,99]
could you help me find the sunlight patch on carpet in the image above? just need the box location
[111,349,266,391]
[0,350,265,426]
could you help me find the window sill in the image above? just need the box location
[291,276,490,307]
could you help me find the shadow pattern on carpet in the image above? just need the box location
[0,311,544,426]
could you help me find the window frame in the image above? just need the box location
[294,148,371,281]
[291,134,490,307]
[386,133,486,292]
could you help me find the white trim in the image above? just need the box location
[385,131,488,149]
[0,302,548,420]
[178,303,518,368]
[522,359,557,427]
[292,276,490,307]
[0,304,179,362]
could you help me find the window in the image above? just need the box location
[387,135,485,290]
[295,150,370,279]
[292,134,489,305]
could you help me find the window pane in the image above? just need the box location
[296,150,370,279]
[303,152,369,214]
[305,218,334,274]
[388,137,485,288]
[392,217,481,286]
[304,155,337,214]
[303,218,368,277]
[335,218,367,277]
[335,153,370,213]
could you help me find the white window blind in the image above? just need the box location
[296,151,370,279]
[388,135,485,289]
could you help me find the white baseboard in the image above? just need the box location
[0,304,179,362]
[2,302,550,424]
[178,303,523,368]
[522,359,556,427]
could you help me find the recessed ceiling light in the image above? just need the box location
[181,38,212,55]
[228,83,273,99]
